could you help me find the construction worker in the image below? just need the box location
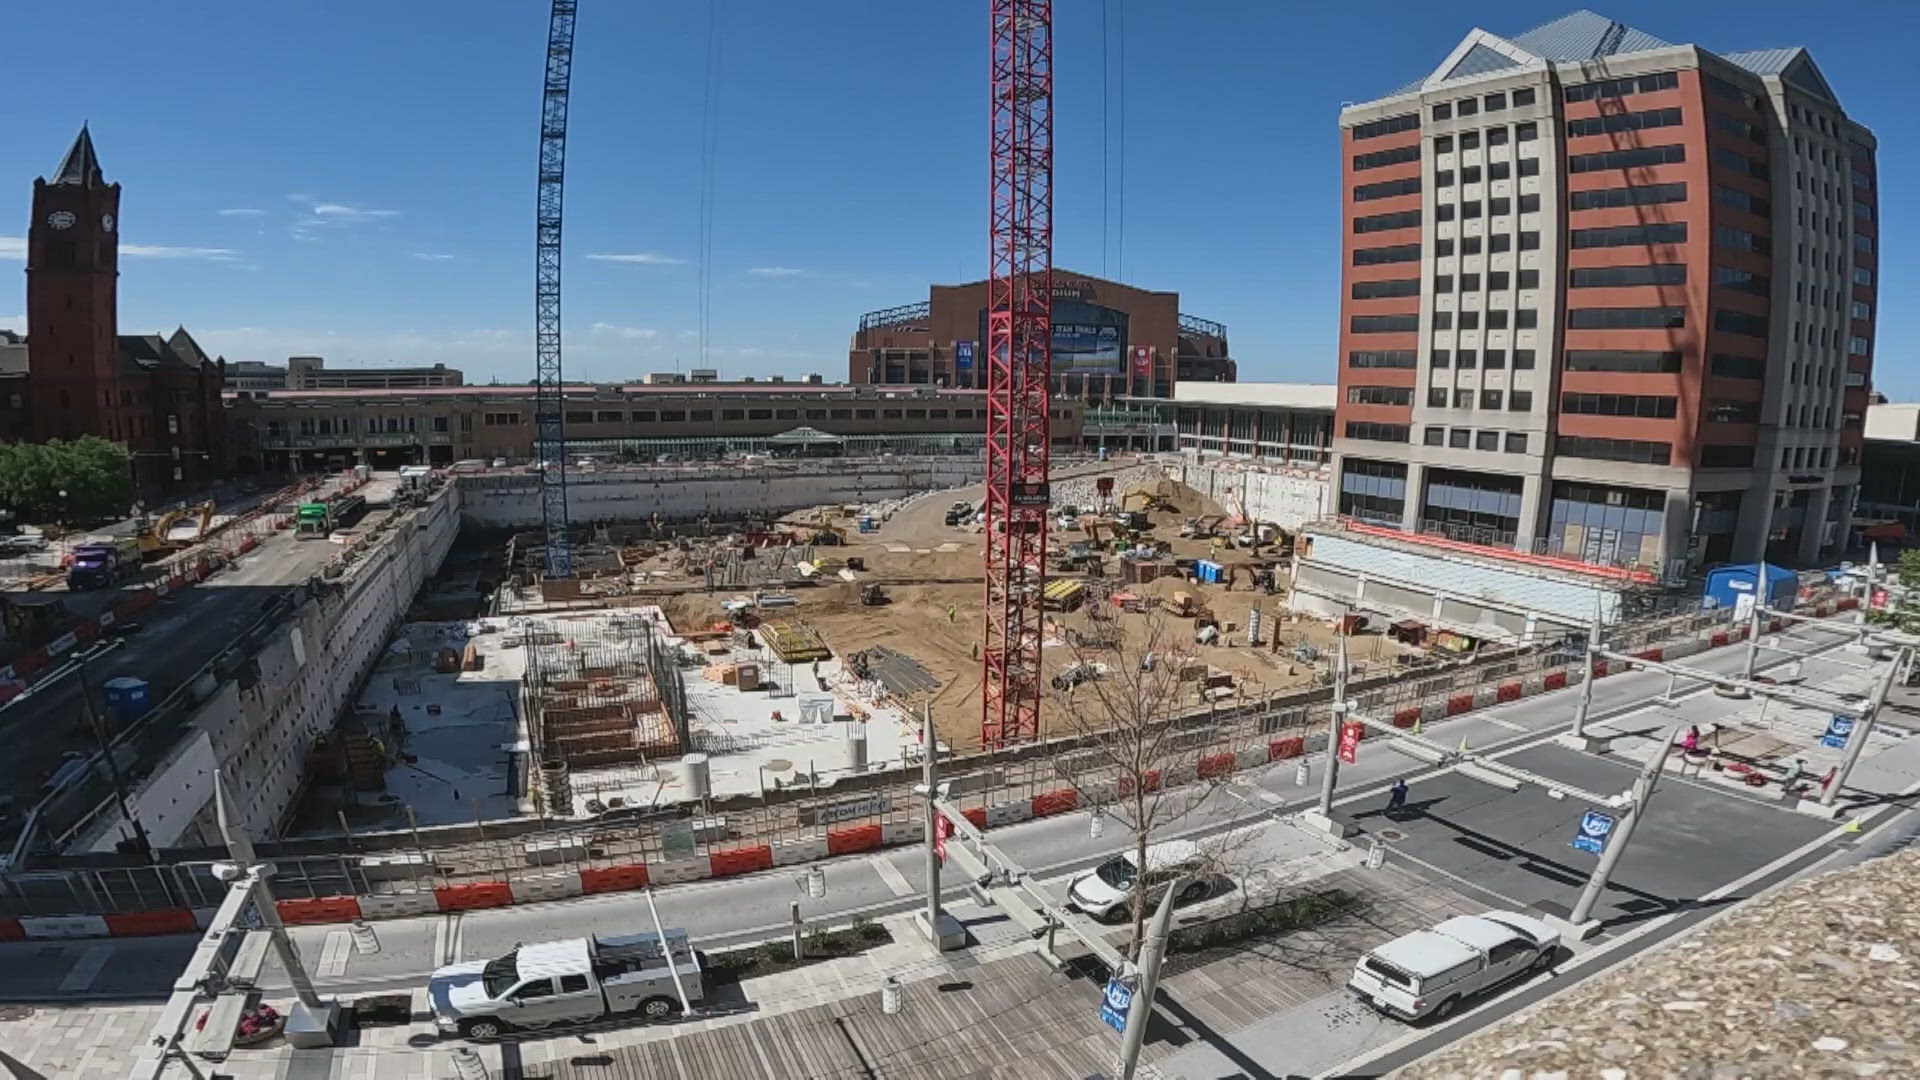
[946,603,957,623]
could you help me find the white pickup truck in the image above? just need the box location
[429,929,705,1039]
[1347,911,1558,1021]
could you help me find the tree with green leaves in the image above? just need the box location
[0,437,135,528]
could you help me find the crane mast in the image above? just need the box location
[535,0,577,578]
[981,0,1053,748]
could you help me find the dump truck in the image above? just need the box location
[1042,578,1087,612]
[66,537,141,590]
[295,495,367,539]
[430,930,706,1039]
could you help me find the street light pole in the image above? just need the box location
[1567,715,1685,928]
[1316,626,1348,818]
[1820,646,1904,808]
[1114,872,1191,1080]
[921,703,942,943]
[76,645,157,864]
[1570,610,1601,739]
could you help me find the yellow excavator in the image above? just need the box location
[139,501,214,556]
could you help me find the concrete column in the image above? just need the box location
[1796,485,1832,566]
[1731,483,1774,564]
[1515,473,1545,552]
[1659,489,1693,579]
[1401,461,1427,533]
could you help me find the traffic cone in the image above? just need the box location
[1411,716,1423,735]
[1842,819,1861,833]
[1458,736,1470,754]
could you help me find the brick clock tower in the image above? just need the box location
[27,126,128,443]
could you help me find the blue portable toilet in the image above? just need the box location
[1703,563,1797,613]
[101,677,150,724]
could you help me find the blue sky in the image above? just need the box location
[3,2,1917,393]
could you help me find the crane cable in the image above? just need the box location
[698,3,724,369]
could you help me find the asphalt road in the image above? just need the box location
[0,486,374,853]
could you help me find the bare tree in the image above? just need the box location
[1052,604,1232,959]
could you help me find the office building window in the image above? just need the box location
[1556,436,1673,465]
[1353,209,1422,233]
[1425,426,1446,445]
[1339,458,1408,524]
[1449,428,1471,448]
[1354,144,1423,171]
[1573,222,1687,248]
[1355,177,1423,201]
[1571,264,1688,287]
[1348,350,1418,368]
[1569,350,1684,373]
[1567,307,1685,329]
[1561,393,1679,418]
[1354,243,1422,265]
[1431,349,1451,368]
[1568,107,1683,138]
[1354,113,1419,140]
[1713,309,1771,337]
[1512,88,1535,106]
[1427,387,1449,407]
[1347,386,1415,406]
[1345,421,1410,443]
[1480,389,1504,410]
[1564,71,1680,101]
[1513,349,1536,369]
[1505,432,1528,453]
[1509,390,1533,411]
[1453,389,1473,409]
[1476,430,1500,451]
[1572,182,1688,211]
[1569,144,1685,172]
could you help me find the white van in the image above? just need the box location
[1347,911,1558,1021]
[1065,839,1211,924]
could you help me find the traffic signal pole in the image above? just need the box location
[1821,647,1905,808]
[1316,629,1348,819]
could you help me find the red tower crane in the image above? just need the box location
[981,0,1053,748]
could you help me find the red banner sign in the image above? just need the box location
[1337,721,1365,765]
[1131,345,1152,379]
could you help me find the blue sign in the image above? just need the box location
[1100,977,1133,1033]
[1571,810,1616,855]
[1822,714,1855,749]
[955,341,975,371]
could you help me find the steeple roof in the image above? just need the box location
[52,125,103,186]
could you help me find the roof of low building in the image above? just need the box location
[1172,381,1335,411]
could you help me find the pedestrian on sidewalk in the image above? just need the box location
[1386,777,1409,816]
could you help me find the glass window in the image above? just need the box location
[1484,92,1506,112]
[1573,182,1687,211]
[1567,307,1686,329]
[1484,348,1506,368]
[1512,88,1536,107]
[1436,238,1455,256]
[1453,389,1473,409]
[1449,428,1471,447]
[1460,131,1480,151]
[1458,98,1478,117]
[1460,272,1481,291]
[1488,271,1510,290]
[1434,134,1454,153]
[1459,310,1480,330]
[1480,389,1503,410]
[1457,349,1478,369]
[1432,311,1453,330]
[1462,165,1482,183]
[1519,231,1539,250]
[1516,309,1537,329]
[1489,234,1510,253]
[1513,349,1536,369]
[1432,102,1452,121]
[1486,310,1509,329]
[1462,236,1482,255]
[1516,122,1538,142]
[1510,390,1533,410]
[1431,349,1451,367]
[1518,193,1539,212]
[1433,274,1454,292]
[1425,425,1446,445]
[1569,144,1685,173]
[1489,161,1511,180]
[1476,430,1500,450]
[1505,432,1528,453]
[1436,203,1456,222]
[1487,127,1509,146]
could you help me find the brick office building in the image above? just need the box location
[849,270,1235,401]
[18,128,226,488]
[1332,11,1875,572]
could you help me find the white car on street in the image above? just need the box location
[1065,839,1212,924]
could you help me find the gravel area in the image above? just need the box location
[1399,847,1920,1079]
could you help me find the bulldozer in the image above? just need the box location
[1122,489,1175,514]
[860,583,889,606]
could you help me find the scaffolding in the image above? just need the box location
[524,613,692,796]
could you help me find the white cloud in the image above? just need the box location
[748,266,809,277]
[308,203,401,222]
[411,252,455,261]
[120,244,239,260]
[588,323,659,340]
[217,208,267,217]
[0,237,235,260]
[586,252,686,265]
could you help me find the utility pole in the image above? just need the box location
[1114,873,1191,1080]
[1316,626,1348,818]
[1567,716,1683,929]
[1820,647,1904,808]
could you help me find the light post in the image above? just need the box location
[1114,872,1193,1080]
[1820,647,1905,808]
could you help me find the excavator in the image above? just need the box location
[139,501,214,556]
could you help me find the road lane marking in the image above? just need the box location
[58,945,112,992]
[432,914,454,966]
[318,930,352,978]
[1482,715,1528,731]
[870,855,915,897]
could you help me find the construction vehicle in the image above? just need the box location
[860,583,889,606]
[1122,489,1174,514]
[140,501,214,556]
[295,494,367,539]
[1181,514,1228,539]
[943,501,974,527]
[1162,590,1200,618]
[806,510,844,546]
[1055,541,1102,572]
[67,537,142,590]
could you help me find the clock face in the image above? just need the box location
[101,213,115,232]
[46,210,75,230]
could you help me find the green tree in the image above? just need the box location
[0,437,135,527]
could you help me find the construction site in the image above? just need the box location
[274,460,1443,838]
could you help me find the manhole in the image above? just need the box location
[1376,828,1407,843]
